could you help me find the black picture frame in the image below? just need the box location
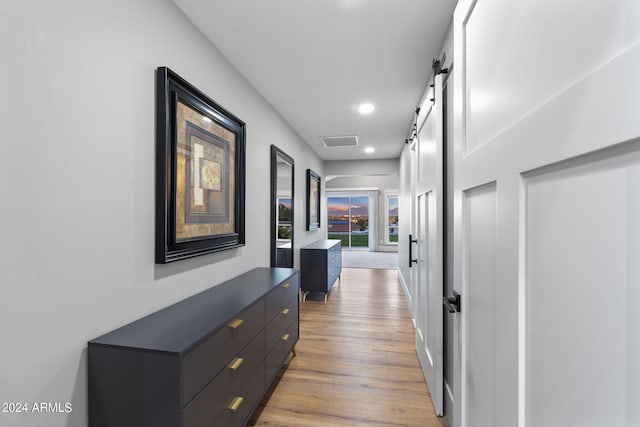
[156,67,246,263]
[306,169,321,231]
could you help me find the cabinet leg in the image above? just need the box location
[292,346,296,357]
[302,292,308,302]
[324,293,328,304]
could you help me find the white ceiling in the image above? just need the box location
[173,0,457,160]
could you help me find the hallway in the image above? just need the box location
[250,268,445,426]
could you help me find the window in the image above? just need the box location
[385,194,398,244]
[327,195,369,249]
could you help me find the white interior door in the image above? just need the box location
[452,1,640,426]
[414,73,445,416]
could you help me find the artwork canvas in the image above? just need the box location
[156,67,245,263]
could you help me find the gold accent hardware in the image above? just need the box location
[228,357,244,371]
[228,319,244,330]
[228,396,243,412]
[281,334,290,341]
[281,282,290,289]
[280,308,290,315]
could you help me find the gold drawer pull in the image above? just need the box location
[280,308,290,315]
[228,319,244,330]
[281,282,290,288]
[228,357,244,371]
[281,333,290,342]
[228,396,243,412]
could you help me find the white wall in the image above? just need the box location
[398,143,413,294]
[326,174,397,190]
[324,158,399,178]
[0,1,321,426]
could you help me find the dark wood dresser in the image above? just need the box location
[88,267,299,427]
[300,239,342,303]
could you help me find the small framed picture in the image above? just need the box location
[306,169,321,231]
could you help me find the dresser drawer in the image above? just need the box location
[329,244,340,260]
[265,275,298,321]
[265,321,298,384]
[214,361,267,427]
[266,299,298,353]
[327,273,338,290]
[328,256,340,274]
[181,298,265,406]
[182,330,265,427]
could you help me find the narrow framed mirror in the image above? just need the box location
[270,145,294,267]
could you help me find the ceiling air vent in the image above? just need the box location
[320,135,359,148]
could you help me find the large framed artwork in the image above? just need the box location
[306,169,321,231]
[156,67,246,263]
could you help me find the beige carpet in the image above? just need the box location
[341,251,398,269]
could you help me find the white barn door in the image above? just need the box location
[414,73,446,416]
[451,1,640,426]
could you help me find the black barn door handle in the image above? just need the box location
[409,234,418,267]
[443,291,461,313]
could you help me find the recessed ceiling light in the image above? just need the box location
[364,146,375,154]
[358,103,375,115]
[202,116,212,123]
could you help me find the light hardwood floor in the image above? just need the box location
[250,268,446,427]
